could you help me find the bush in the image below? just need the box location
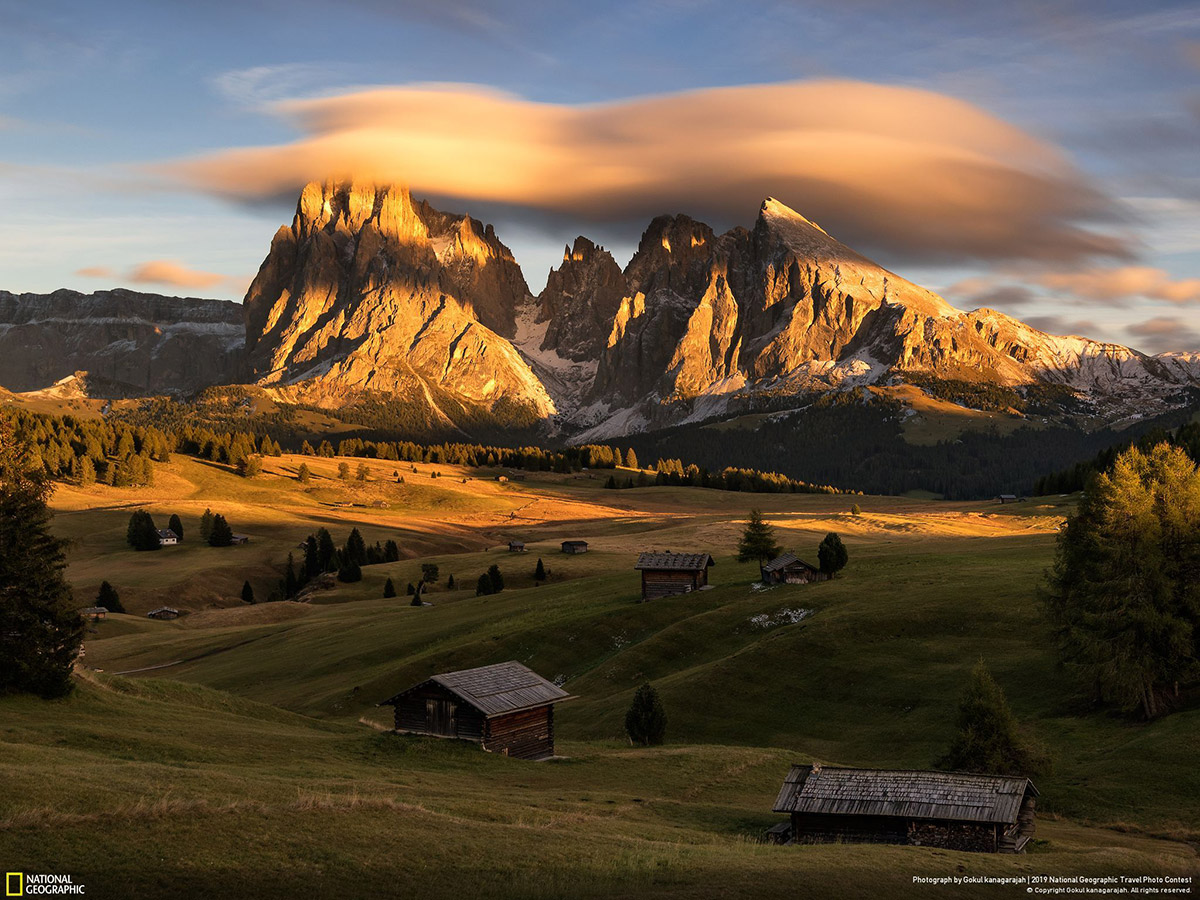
[420,563,439,583]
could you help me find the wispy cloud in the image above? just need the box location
[1126,315,1200,353]
[1038,266,1200,304]
[77,259,245,294]
[155,79,1130,267]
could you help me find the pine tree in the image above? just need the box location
[345,528,367,565]
[817,532,849,575]
[241,580,255,604]
[316,528,337,571]
[420,563,439,583]
[168,513,184,541]
[938,660,1039,775]
[383,577,397,598]
[447,574,455,589]
[411,583,423,606]
[208,515,234,547]
[383,539,400,562]
[475,574,492,596]
[78,456,96,486]
[284,553,298,598]
[304,535,320,577]
[356,463,370,482]
[96,580,124,614]
[624,682,666,746]
[199,508,215,542]
[238,455,263,478]
[126,510,161,551]
[534,558,546,582]
[337,559,362,583]
[0,421,84,698]
[1044,443,1200,718]
[297,463,311,484]
[625,448,638,470]
[338,462,351,480]
[488,564,504,593]
[736,509,781,563]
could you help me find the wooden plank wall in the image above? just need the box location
[483,706,555,760]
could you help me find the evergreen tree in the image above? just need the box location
[625,448,638,470]
[284,553,299,598]
[337,559,362,583]
[316,528,337,571]
[208,514,234,547]
[126,510,161,551]
[345,528,368,566]
[1044,443,1200,718]
[238,455,263,478]
[241,580,255,604]
[938,660,1039,775]
[297,463,311,484]
[624,682,667,746]
[736,509,781,563]
[383,577,397,598]
[534,558,546,582]
[303,535,320,578]
[301,440,316,456]
[407,582,417,596]
[411,583,423,606]
[817,532,849,575]
[447,574,455,589]
[96,580,124,614]
[338,462,351,480]
[168,513,184,541]
[199,508,215,542]
[420,563,439,583]
[488,564,504,593]
[78,456,96,486]
[475,574,492,596]
[851,503,862,516]
[383,539,400,562]
[356,463,370,482]
[0,420,83,698]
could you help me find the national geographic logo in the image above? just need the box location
[6,873,86,895]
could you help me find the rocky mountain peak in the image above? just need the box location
[535,236,626,364]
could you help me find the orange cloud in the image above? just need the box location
[157,80,1127,266]
[1038,266,1200,304]
[1127,315,1200,353]
[75,265,115,278]
[127,260,228,289]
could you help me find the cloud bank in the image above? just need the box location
[158,80,1129,267]
[77,260,242,293]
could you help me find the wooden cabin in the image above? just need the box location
[634,551,715,600]
[772,765,1038,853]
[561,540,588,554]
[379,661,575,760]
[146,607,180,620]
[156,528,179,547]
[508,540,526,552]
[230,534,250,545]
[760,552,829,585]
[79,606,107,620]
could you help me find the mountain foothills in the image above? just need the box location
[1,180,1198,492]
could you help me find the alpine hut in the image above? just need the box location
[760,552,829,585]
[634,551,715,600]
[379,661,574,760]
[560,540,588,554]
[771,764,1038,853]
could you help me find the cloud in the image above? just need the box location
[77,259,243,294]
[943,276,1038,310]
[1126,316,1200,354]
[1025,315,1100,337]
[156,79,1130,267]
[1183,41,1200,68]
[1038,266,1200,304]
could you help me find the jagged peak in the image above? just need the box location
[759,197,829,236]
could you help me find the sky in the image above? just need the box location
[1,0,1198,353]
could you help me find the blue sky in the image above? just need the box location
[1,0,1198,351]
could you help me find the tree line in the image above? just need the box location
[1034,420,1200,495]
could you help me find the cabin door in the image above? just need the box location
[426,699,457,736]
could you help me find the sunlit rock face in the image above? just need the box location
[0,288,244,395]
[536,237,627,364]
[243,179,554,422]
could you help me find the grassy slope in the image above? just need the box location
[1,455,1196,896]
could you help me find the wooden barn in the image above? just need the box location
[561,540,588,554]
[146,607,180,620]
[760,552,829,585]
[508,540,526,552]
[772,765,1038,853]
[379,661,574,760]
[635,551,715,600]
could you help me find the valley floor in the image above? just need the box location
[2,455,1197,898]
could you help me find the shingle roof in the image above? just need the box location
[773,765,1037,825]
[381,661,574,717]
[635,552,715,571]
[761,552,819,574]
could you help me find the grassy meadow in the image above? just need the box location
[2,453,1197,898]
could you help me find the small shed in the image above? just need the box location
[379,661,574,760]
[147,607,180,620]
[634,551,715,600]
[508,541,526,553]
[230,534,250,545]
[79,606,107,620]
[772,765,1038,853]
[997,494,1018,503]
[561,540,588,554]
[156,528,179,546]
[760,552,829,585]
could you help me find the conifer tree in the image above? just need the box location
[488,564,504,593]
[284,553,298,598]
[475,574,491,596]
[736,509,781,563]
[297,462,311,484]
[345,528,368,566]
[534,558,546,582]
[420,563,439,583]
[337,559,362,583]
[938,660,1039,775]
[817,532,849,575]
[241,580,255,604]
[383,577,396,598]
[208,514,234,547]
[0,421,83,698]
[447,574,455,589]
[199,508,215,542]
[624,682,667,746]
[96,581,124,614]
[168,513,184,541]
[126,510,160,551]
[625,448,639,470]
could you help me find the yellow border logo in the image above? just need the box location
[5,873,22,897]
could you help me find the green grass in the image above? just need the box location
[2,455,1197,897]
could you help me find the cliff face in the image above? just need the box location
[536,237,626,363]
[0,288,244,395]
[242,180,553,423]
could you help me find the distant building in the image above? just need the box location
[760,552,829,585]
[634,551,715,600]
[379,661,575,760]
[146,607,180,620]
[79,606,107,620]
[997,494,1018,503]
[156,528,179,547]
[508,541,526,553]
[229,534,250,545]
[772,765,1038,853]
[561,540,588,554]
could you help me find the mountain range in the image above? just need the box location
[2,179,1198,447]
